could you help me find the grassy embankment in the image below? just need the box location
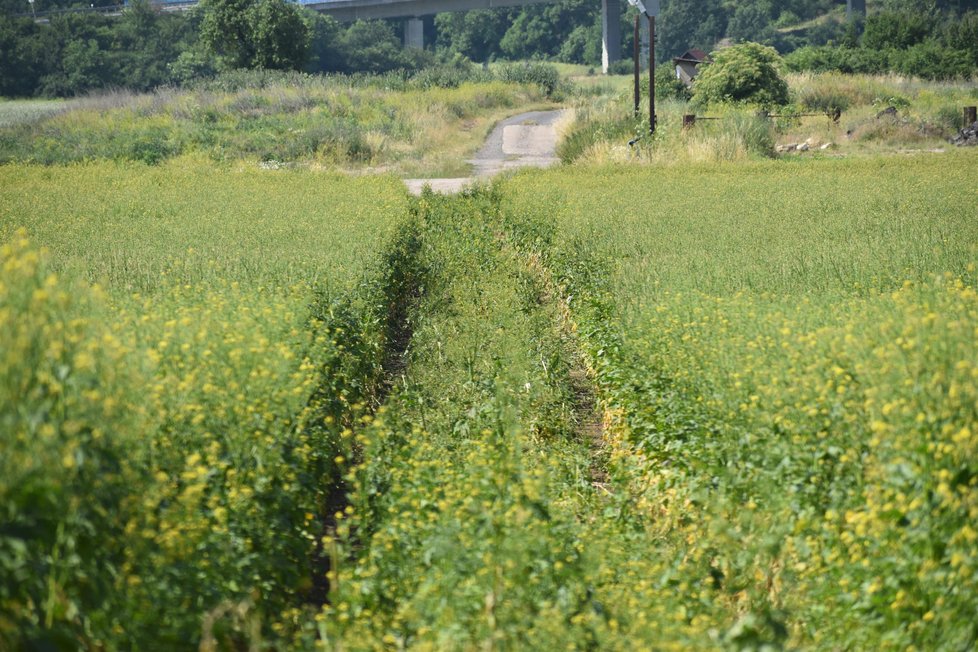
[560,72,978,163]
[0,99,68,129]
[0,73,552,177]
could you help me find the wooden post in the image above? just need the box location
[648,14,655,134]
[633,15,640,116]
[682,114,696,129]
[965,106,977,126]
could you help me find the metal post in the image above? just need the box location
[965,106,977,126]
[633,15,640,116]
[648,14,655,134]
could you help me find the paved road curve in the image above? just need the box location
[404,109,564,196]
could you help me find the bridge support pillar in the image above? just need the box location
[404,17,424,49]
[846,0,865,19]
[601,0,621,74]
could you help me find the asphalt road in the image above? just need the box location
[404,109,564,195]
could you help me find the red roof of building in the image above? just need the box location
[673,48,711,64]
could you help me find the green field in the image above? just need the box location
[2,88,977,649]
[497,153,978,648]
[1,159,412,645]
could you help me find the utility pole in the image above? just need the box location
[627,0,658,134]
[633,15,640,116]
[649,12,655,134]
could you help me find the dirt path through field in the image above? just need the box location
[403,109,565,195]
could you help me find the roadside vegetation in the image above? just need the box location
[0,68,558,175]
[560,61,977,164]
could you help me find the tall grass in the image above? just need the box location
[0,76,550,174]
[0,99,69,128]
[559,72,977,164]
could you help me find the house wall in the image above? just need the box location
[677,62,698,86]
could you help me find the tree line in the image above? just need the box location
[1,0,977,98]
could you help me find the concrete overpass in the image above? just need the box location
[300,0,622,71]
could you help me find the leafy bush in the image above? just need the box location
[409,55,493,89]
[497,61,562,98]
[783,45,889,75]
[655,64,692,102]
[889,41,974,80]
[606,59,633,76]
[692,42,789,107]
[862,10,937,51]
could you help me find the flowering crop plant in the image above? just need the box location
[2,141,976,650]
[497,151,978,649]
[0,159,409,647]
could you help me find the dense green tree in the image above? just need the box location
[499,0,595,60]
[942,9,978,64]
[113,0,196,90]
[891,39,973,79]
[199,0,307,70]
[304,11,345,73]
[33,13,115,96]
[337,20,428,73]
[862,9,938,50]
[249,0,308,69]
[658,0,727,62]
[557,22,601,65]
[434,9,512,62]
[726,0,776,43]
[693,41,789,106]
[0,18,46,96]
[198,0,255,68]
[44,37,110,95]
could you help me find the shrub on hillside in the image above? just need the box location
[606,59,633,76]
[862,10,937,51]
[410,55,493,89]
[655,64,692,102]
[889,41,974,80]
[497,61,563,98]
[783,45,888,75]
[941,10,978,66]
[692,42,789,107]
